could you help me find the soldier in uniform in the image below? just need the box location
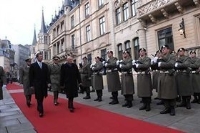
[48,55,61,106]
[80,57,92,99]
[104,51,121,104]
[19,58,33,107]
[91,56,104,102]
[117,51,134,108]
[133,48,152,111]
[175,48,193,109]
[157,45,177,116]
[0,66,6,100]
[190,51,200,104]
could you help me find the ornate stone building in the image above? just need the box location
[33,0,200,63]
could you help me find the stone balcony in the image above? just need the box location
[137,0,199,25]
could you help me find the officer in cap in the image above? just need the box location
[48,55,61,106]
[175,48,193,109]
[19,58,33,107]
[157,45,177,116]
[190,51,200,104]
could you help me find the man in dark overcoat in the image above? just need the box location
[190,51,200,104]
[104,51,121,105]
[133,48,152,111]
[19,58,33,107]
[175,48,193,109]
[117,51,134,108]
[29,52,50,117]
[60,56,82,112]
[157,45,177,116]
[0,66,6,100]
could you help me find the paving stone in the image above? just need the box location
[170,122,200,133]
[17,117,30,124]
[14,129,37,133]
[0,127,7,133]
[7,123,34,133]
[0,111,20,117]
[0,114,24,121]
[1,108,20,113]
[0,119,20,127]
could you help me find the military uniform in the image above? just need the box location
[0,66,6,100]
[119,57,134,108]
[48,57,61,105]
[190,56,200,103]
[105,56,121,104]
[134,56,152,111]
[19,58,33,107]
[157,51,177,116]
[175,50,193,109]
[80,60,92,99]
[91,61,104,101]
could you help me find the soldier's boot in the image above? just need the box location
[170,106,175,116]
[94,97,99,101]
[109,96,119,105]
[126,101,133,108]
[146,98,151,111]
[94,91,100,101]
[122,101,128,107]
[139,103,147,110]
[98,96,102,102]
[186,97,191,109]
[177,97,186,107]
[176,95,181,102]
[83,87,91,99]
[160,108,170,114]
[157,100,164,105]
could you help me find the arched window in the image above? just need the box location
[118,43,123,60]
[124,40,131,56]
[133,38,139,60]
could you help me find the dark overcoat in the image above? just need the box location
[157,54,177,99]
[92,62,104,90]
[120,58,134,95]
[136,56,152,97]
[0,66,6,100]
[29,62,50,100]
[190,57,200,93]
[19,66,33,95]
[80,63,92,87]
[106,57,121,92]
[60,63,81,98]
[175,55,193,96]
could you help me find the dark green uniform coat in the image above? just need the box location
[80,62,92,87]
[48,63,61,92]
[106,57,121,92]
[190,57,200,93]
[136,56,152,97]
[175,55,193,96]
[120,58,134,95]
[92,62,104,90]
[19,66,33,95]
[158,54,177,99]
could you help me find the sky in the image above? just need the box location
[0,0,63,45]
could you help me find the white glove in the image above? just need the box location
[158,62,162,67]
[102,61,105,64]
[175,63,179,67]
[153,57,158,63]
[2,85,6,89]
[90,64,93,68]
[119,60,123,63]
[105,63,108,67]
[136,64,139,68]
[151,59,154,65]
[132,60,136,65]
[47,84,51,88]
[119,64,123,68]
[116,60,120,66]
[92,67,95,70]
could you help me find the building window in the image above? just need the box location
[115,8,121,25]
[57,43,60,54]
[98,0,104,8]
[157,27,174,50]
[99,16,106,35]
[61,21,64,31]
[101,48,107,61]
[71,34,75,49]
[87,53,92,64]
[44,36,47,44]
[71,15,74,28]
[86,25,91,42]
[123,2,129,21]
[133,38,139,60]
[125,41,131,56]
[118,44,123,60]
[61,38,64,52]
[131,0,137,17]
[44,51,48,60]
[85,2,90,17]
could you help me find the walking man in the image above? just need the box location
[0,66,6,100]
[29,52,50,117]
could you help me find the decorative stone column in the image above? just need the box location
[137,23,147,49]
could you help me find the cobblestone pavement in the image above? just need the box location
[1,83,200,133]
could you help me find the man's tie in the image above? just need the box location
[39,62,42,69]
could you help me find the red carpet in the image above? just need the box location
[8,83,184,133]
[7,83,23,90]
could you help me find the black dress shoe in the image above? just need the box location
[139,104,146,110]
[54,102,59,106]
[109,101,119,105]
[170,107,175,116]
[94,98,99,101]
[83,96,91,99]
[122,102,128,107]
[26,102,31,107]
[39,113,43,117]
[69,108,74,112]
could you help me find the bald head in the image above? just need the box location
[67,56,73,64]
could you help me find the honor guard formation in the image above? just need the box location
[15,45,200,117]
